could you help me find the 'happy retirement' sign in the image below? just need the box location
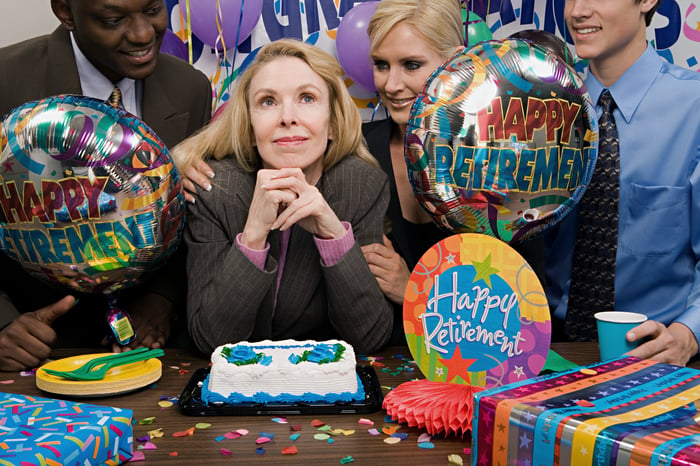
[404,233,551,387]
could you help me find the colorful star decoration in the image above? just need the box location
[471,254,500,288]
[438,345,477,383]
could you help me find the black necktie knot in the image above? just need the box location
[108,87,122,109]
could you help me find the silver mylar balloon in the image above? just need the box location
[0,95,185,294]
[406,38,598,243]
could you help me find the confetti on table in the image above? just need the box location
[256,437,272,445]
[314,433,330,441]
[221,448,233,456]
[236,429,249,436]
[448,454,464,465]
[418,442,434,449]
[0,380,13,384]
[195,423,212,430]
[136,435,150,442]
[358,418,373,425]
[169,452,178,457]
[391,433,408,440]
[463,448,471,455]
[367,428,380,436]
[271,417,287,424]
[173,428,194,437]
[139,417,156,425]
[291,424,302,431]
[129,451,146,462]
[260,432,275,439]
[290,433,300,441]
[418,433,431,443]
[341,429,355,436]
[148,428,164,438]
[281,446,298,455]
[383,437,401,445]
[178,369,190,375]
[340,456,354,464]
[181,362,191,366]
[382,426,398,435]
[317,425,332,432]
[158,400,173,408]
[310,419,325,427]
[141,441,158,450]
[328,438,335,444]
[224,431,242,440]
[20,370,36,376]
[256,448,265,455]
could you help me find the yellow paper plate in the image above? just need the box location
[36,353,162,397]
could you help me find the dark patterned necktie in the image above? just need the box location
[108,86,122,109]
[565,90,619,341]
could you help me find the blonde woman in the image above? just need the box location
[361,0,546,344]
[173,39,393,354]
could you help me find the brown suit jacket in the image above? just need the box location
[0,26,212,345]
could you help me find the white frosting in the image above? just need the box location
[208,339,358,399]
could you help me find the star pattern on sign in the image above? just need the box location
[3,160,13,172]
[513,365,525,378]
[435,367,444,377]
[446,253,456,264]
[471,254,499,287]
[437,345,477,383]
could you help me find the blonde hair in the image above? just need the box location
[173,39,376,172]
[368,0,464,58]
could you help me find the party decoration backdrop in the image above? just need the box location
[405,39,597,242]
[0,95,185,295]
[163,0,700,117]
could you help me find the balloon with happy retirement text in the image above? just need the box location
[406,38,598,243]
[0,95,186,296]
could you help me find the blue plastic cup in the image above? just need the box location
[594,311,647,361]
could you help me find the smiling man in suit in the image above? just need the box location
[0,0,212,370]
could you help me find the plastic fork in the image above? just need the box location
[42,348,164,381]
[42,347,151,378]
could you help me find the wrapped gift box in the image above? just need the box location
[473,357,700,466]
[0,392,133,465]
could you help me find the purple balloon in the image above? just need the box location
[336,1,379,92]
[160,29,188,61]
[178,0,263,50]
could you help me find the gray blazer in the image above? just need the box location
[185,156,394,354]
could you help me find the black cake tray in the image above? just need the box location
[178,365,384,416]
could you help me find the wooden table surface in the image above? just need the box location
[0,342,638,465]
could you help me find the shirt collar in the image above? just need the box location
[585,43,662,124]
[69,32,139,117]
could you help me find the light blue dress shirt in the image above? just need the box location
[545,44,700,345]
[69,32,141,117]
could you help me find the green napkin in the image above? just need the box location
[539,349,579,374]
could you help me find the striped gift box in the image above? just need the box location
[473,357,700,466]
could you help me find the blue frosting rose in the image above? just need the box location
[307,344,336,363]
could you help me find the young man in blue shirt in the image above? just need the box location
[546,0,700,365]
